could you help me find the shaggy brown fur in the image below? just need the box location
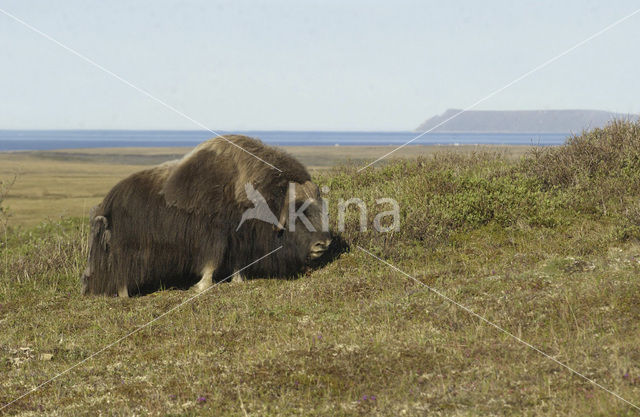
[82,135,333,296]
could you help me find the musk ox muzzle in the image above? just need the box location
[81,135,335,297]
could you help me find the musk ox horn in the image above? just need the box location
[277,180,320,230]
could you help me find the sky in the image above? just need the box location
[0,0,638,131]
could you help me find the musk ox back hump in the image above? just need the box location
[162,135,310,214]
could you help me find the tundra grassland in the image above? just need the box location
[1,126,640,416]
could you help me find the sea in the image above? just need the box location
[0,130,570,151]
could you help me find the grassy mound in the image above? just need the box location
[2,121,640,415]
[320,120,640,254]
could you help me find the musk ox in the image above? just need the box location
[82,135,333,297]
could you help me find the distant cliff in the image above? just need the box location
[415,109,638,133]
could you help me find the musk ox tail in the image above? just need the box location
[81,214,112,295]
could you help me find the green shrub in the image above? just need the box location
[523,119,640,189]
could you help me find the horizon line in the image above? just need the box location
[0,128,581,135]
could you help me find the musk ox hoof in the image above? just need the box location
[231,274,245,283]
[193,279,213,293]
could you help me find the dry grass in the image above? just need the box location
[2,127,640,415]
[0,153,148,226]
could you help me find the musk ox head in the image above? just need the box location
[228,179,334,278]
[83,135,339,296]
[277,180,332,263]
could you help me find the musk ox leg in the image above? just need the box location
[118,285,129,298]
[231,273,245,283]
[193,264,215,292]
